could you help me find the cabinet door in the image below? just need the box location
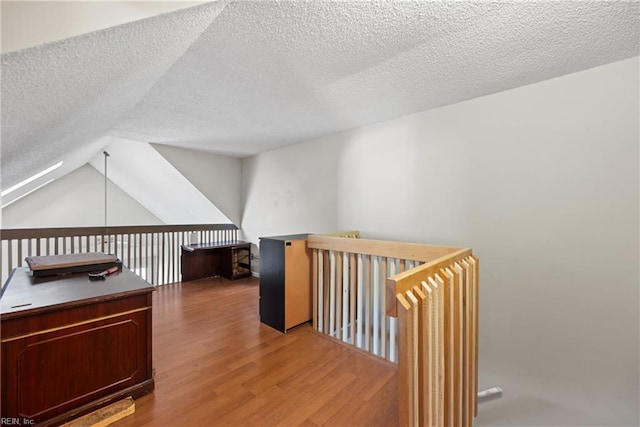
[284,240,312,330]
[259,239,285,332]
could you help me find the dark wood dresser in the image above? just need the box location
[0,267,154,426]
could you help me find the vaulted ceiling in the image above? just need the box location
[1,0,639,205]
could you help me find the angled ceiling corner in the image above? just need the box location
[89,138,233,225]
[151,144,242,226]
[1,0,230,199]
[1,1,212,54]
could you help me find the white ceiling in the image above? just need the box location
[1,1,208,53]
[1,0,639,198]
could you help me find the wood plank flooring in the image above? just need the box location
[112,277,398,426]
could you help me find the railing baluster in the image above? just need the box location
[161,232,166,285]
[150,233,155,285]
[7,239,14,276]
[329,251,336,337]
[389,261,398,362]
[312,249,319,331]
[381,256,388,358]
[135,233,140,274]
[17,239,23,270]
[356,254,364,349]
[336,251,342,339]
[373,256,381,356]
[341,252,348,341]
[428,276,444,427]
[173,232,178,283]
[365,254,372,352]
[349,252,356,345]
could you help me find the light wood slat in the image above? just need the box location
[405,290,420,427]
[458,261,469,427]
[385,248,472,317]
[429,275,445,427]
[397,293,413,427]
[318,230,360,238]
[461,259,473,427]
[440,267,454,427]
[450,263,463,427]
[468,255,479,417]
[412,285,430,427]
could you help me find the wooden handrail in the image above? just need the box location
[307,235,461,263]
[0,224,237,239]
[392,252,479,427]
[385,247,472,317]
[318,230,361,238]
[308,233,468,364]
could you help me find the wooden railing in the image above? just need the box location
[388,249,479,427]
[307,233,478,426]
[307,234,463,362]
[1,224,238,287]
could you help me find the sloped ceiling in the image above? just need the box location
[87,138,232,224]
[1,1,208,53]
[1,0,639,203]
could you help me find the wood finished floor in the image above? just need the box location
[112,277,398,426]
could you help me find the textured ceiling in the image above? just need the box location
[1,1,208,53]
[1,0,639,196]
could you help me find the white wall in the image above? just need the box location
[1,164,162,228]
[241,139,342,242]
[153,144,242,226]
[241,57,639,426]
